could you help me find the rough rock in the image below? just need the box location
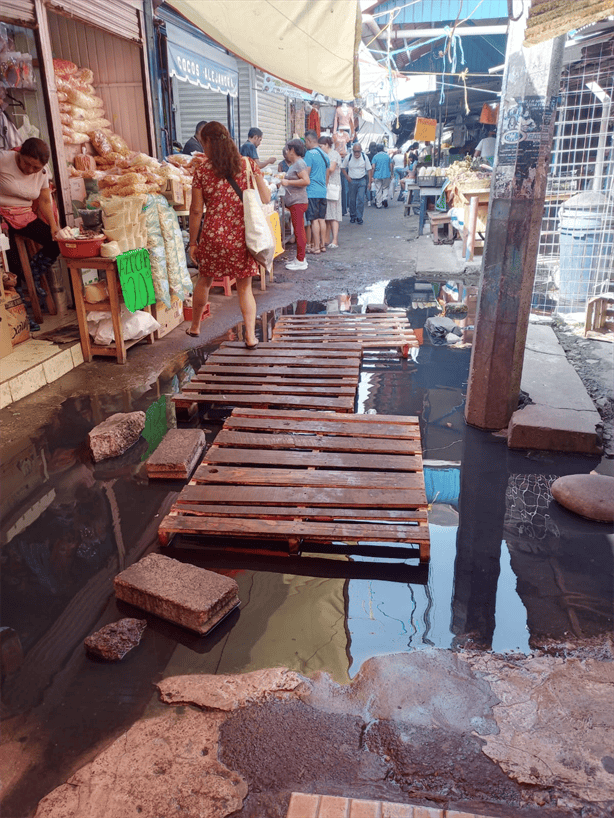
[88,411,146,462]
[551,473,614,522]
[83,618,147,661]
[146,428,206,480]
[468,652,614,805]
[34,707,247,818]
[114,553,240,634]
[157,667,306,711]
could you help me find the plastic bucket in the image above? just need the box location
[557,191,614,312]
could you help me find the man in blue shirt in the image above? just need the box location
[304,129,330,254]
[240,127,276,169]
[371,145,393,208]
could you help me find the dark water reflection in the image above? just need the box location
[1,278,612,816]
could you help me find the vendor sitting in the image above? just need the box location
[0,138,63,306]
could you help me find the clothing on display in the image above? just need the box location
[319,105,336,130]
[308,108,321,137]
[334,103,354,136]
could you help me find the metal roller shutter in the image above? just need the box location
[2,1,36,26]
[237,60,255,146]
[45,0,142,42]
[256,86,288,162]
[173,77,230,145]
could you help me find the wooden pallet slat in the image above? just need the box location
[204,447,423,472]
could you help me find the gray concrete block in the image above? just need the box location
[146,428,206,480]
[114,554,240,635]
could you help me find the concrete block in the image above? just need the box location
[146,428,206,480]
[508,405,600,454]
[287,793,320,818]
[114,553,240,635]
[381,804,415,817]
[89,411,146,462]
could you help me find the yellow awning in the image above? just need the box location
[166,0,361,100]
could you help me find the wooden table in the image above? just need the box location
[67,256,155,364]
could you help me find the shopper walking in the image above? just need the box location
[318,135,342,249]
[280,139,310,270]
[304,129,330,255]
[240,127,276,169]
[341,143,372,224]
[371,145,393,208]
[188,121,271,348]
[391,149,406,194]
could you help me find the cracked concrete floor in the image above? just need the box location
[31,652,614,818]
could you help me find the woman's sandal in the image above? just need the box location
[186,329,200,337]
[306,247,321,255]
[320,246,327,253]
[245,341,259,350]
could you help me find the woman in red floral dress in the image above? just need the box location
[187,121,271,348]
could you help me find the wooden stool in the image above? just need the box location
[428,212,454,243]
[211,275,236,296]
[14,235,57,324]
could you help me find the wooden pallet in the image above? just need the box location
[172,342,361,413]
[158,408,430,562]
[271,312,418,354]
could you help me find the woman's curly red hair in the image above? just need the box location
[199,121,242,179]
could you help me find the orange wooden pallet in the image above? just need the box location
[158,408,430,562]
[271,311,418,354]
[172,342,361,413]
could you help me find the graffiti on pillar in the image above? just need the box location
[494,95,558,199]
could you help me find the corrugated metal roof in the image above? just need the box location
[368,0,509,25]
[45,0,143,42]
[524,0,614,46]
[1,0,36,26]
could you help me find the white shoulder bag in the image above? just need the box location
[242,158,275,269]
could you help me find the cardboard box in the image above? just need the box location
[152,295,184,339]
[162,179,184,207]
[0,301,13,359]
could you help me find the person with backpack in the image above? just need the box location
[371,145,393,208]
[341,143,372,224]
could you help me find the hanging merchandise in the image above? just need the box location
[308,106,321,136]
[452,113,468,148]
[480,103,499,124]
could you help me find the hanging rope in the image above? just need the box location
[458,67,470,114]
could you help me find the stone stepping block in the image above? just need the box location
[84,617,147,661]
[114,553,240,635]
[551,473,614,522]
[146,428,206,480]
[89,411,146,462]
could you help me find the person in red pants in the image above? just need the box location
[280,139,310,271]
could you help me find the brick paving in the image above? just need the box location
[286,792,499,818]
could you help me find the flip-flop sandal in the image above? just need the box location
[327,243,339,249]
[320,247,327,253]
[306,248,321,255]
[186,329,200,337]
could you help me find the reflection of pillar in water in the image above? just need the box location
[451,427,507,648]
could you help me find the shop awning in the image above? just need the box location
[166,0,361,100]
[165,20,239,97]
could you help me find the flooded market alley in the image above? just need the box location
[2,267,612,817]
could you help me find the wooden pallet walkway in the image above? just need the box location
[271,311,418,354]
[158,408,430,562]
[172,342,361,413]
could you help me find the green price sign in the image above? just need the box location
[117,248,155,313]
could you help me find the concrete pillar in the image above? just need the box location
[465,12,565,430]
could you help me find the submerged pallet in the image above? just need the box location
[172,342,361,413]
[271,311,418,353]
[158,408,430,562]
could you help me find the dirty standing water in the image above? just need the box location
[1,279,612,817]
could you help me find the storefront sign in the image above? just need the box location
[117,248,155,312]
[167,39,238,97]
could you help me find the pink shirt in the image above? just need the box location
[0,150,50,208]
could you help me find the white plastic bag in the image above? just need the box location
[87,306,160,345]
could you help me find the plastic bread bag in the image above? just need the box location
[66,88,104,109]
[63,130,90,145]
[109,133,130,156]
[90,129,113,156]
[53,59,78,76]
[100,241,120,258]
[89,306,160,345]
[143,194,170,307]
[155,195,192,302]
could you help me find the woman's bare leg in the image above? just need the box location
[190,275,213,334]
[327,219,339,245]
[236,276,258,346]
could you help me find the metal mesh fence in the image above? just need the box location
[533,37,614,317]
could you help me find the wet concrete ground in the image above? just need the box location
[1,198,613,817]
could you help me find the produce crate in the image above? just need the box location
[152,295,184,339]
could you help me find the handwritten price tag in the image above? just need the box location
[116,248,155,313]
